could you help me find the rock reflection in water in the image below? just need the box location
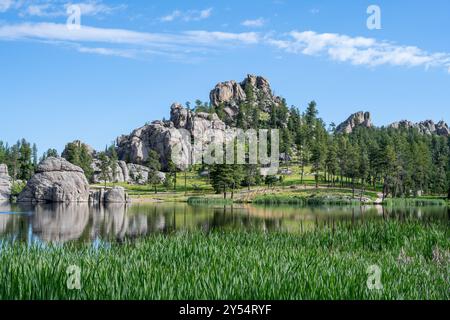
[32,203,90,243]
[0,202,12,233]
[0,202,447,244]
[91,203,148,241]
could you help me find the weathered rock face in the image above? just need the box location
[336,111,372,134]
[104,187,130,203]
[117,103,226,170]
[210,80,246,118]
[117,75,282,170]
[92,160,166,185]
[127,163,165,185]
[210,74,282,119]
[389,120,449,136]
[18,157,90,203]
[0,164,12,201]
[89,187,131,204]
[92,160,127,184]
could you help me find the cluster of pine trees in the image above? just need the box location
[0,139,38,181]
[62,142,94,181]
[287,102,450,199]
[193,94,450,199]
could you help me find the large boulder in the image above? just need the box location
[0,164,11,201]
[336,111,372,134]
[89,187,131,204]
[104,187,130,203]
[18,157,90,203]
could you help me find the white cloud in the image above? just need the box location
[76,46,135,58]
[0,22,260,59]
[0,22,259,45]
[0,20,449,73]
[184,30,259,45]
[21,0,125,17]
[0,0,19,12]
[160,10,181,22]
[241,18,266,28]
[160,8,213,22]
[24,4,54,17]
[65,1,126,16]
[267,30,450,72]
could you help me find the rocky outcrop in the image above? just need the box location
[18,157,90,203]
[89,187,131,204]
[389,120,449,136]
[210,74,282,119]
[336,111,372,134]
[117,103,226,170]
[117,75,281,170]
[92,160,166,185]
[0,164,11,201]
[127,163,166,185]
[92,160,128,184]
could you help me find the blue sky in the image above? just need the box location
[1,0,449,154]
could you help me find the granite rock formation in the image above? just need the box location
[0,164,11,201]
[117,103,226,170]
[389,120,449,136]
[18,157,90,203]
[116,74,281,170]
[89,186,131,204]
[210,74,282,120]
[336,111,373,134]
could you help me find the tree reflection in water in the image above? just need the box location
[0,202,447,244]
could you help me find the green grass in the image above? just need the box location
[0,220,448,300]
[90,165,449,207]
[384,198,448,207]
[252,190,377,205]
[187,197,233,205]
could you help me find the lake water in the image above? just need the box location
[0,201,448,244]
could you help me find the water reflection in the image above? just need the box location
[0,202,448,244]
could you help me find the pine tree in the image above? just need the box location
[210,164,243,199]
[146,150,162,194]
[325,138,338,185]
[98,152,110,188]
[63,142,93,181]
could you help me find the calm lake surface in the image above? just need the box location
[0,201,448,244]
